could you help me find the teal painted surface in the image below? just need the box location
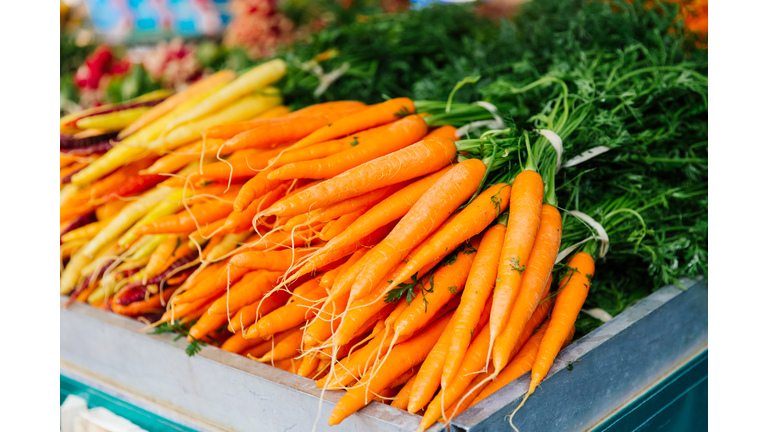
[60,375,198,432]
[594,350,708,432]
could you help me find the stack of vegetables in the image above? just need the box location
[60,0,706,429]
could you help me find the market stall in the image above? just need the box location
[60,1,708,431]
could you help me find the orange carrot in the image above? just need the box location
[261,136,457,218]
[207,270,282,314]
[423,125,458,140]
[327,311,450,426]
[390,374,418,410]
[440,298,554,419]
[135,198,237,236]
[392,235,480,341]
[228,289,292,333]
[442,223,506,387]
[489,170,544,352]
[187,309,229,342]
[295,98,416,150]
[416,320,493,429]
[290,166,452,281]
[257,326,305,362]
[492,204,562,373]
[222,331,267,354]
[268,115,428,181]
[110,286,177,317]
[245,279,325,339]
[266,136,357,169]
[384,183,510,297]
[220,183,289,234]
[318,211,362,241]
[345,159,487,303]
[298,354,322,377]
[407,309,461,413]
[222,109,364,155]
[172,263,250,304]
[528,252,594,393]
[230,248,317,271]
[142,138,224,175]
[202,105,291,139]
[241,340,274,358]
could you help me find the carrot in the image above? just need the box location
[266,136,356,170]
[245,280,325,339]
[142,139,225,176]
[163,59,286,133]
[390,373,418,410]
[392,235,480,341]
[220,184,289,234]
[489,170,544,353]
[330,251,446,348]
[172,264,251,304]
[493,204,562,373]
[208,101,364,140]
[290,167,452,282]
[389,365,421,389]
[320,300,453,390]
[302,290,351,347]
[61,220,108,243]
[150,92,283,152]
[442,222,507,387]
[187,308,230,342]
[110,287,178,317]
[327,311,451,426]
[442,297,554,419]
[345,159,487,303]
[298,354,322,378]
[134,197,236,236]
[72,83,229,187]
[256,326,305,362]
[423,125,458,140]
[76,106,152,131]
[180,143,294,185]
[207,270,282,314]
[119,70,237,139]
[417,320,494,430]
[202,105,291,139]
[145,233,187,279]
[222,110,360,155]
[60,187,173,294]
[261,136,457,219]
[295,98,416,150]
[384,183,510,299]
[528,252,594,393]
[62,156,156,213]
[228,289,292,333]
[230,248,317,271]
[317,211,360,241]
[407,309,461,413]
[222,330,266,354]
[268,115,428,181]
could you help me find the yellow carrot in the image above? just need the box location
[119,70,237,139]
[61,187,173,294]
[163,59,287,133]
[148,90,282,152]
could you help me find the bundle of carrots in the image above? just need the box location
[61,78,613,430]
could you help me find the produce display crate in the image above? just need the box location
[60,278,707,432]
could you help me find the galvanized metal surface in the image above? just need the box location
[60,297,427,432]
[449,278,708,432]
[60,278,707,432]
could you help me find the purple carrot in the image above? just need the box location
[60,141,114,155]
[113,252,199,306]
[60,132,119,150]
[63,259,116,308]
[62,98,166,129]
[60,212,96,244]
[60,165,86,184]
